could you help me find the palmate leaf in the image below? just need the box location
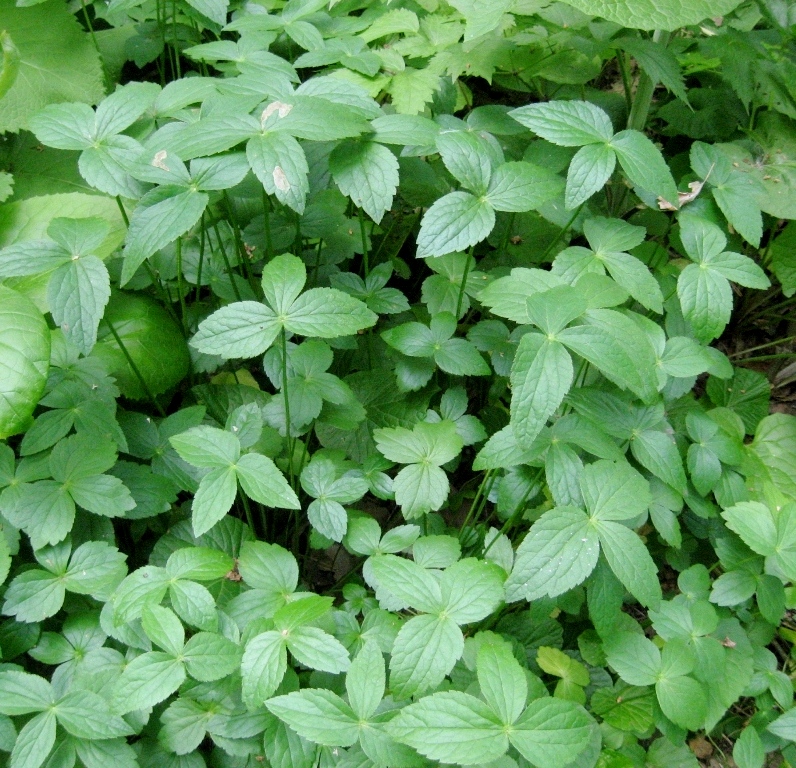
[556,0,744,30]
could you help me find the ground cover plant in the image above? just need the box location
[1,0,796,766]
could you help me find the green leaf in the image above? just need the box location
[558,309,658,401]
[477,643,527,725]
[236,452,300,510]
[369,554,443,613]
[2,570,65,622]
[388,691,506,765]
[570,0,743,27]
[241,631,287,708]
[390,613,464,699]
[238,540,298,594]
[47,256,110,355]
[510,101,614,146]
[191,301,280,359]
[347,641,385,720]
[112,651,186,714]
[486,161,563,213]
[595,520,662,608]
[183,631,241,681]
[610,130,677,203]
[10,710,56,768]
[416,192,495,259]
[142,604,185,656]
[92,292,190,400]
[166,547,233,581]
[170,426,240,468]
[615,37,688,102]
[734,726,765,768]
[266,690,359,747]
[191,466,239,537]
[581,460,650,521]
[121,187,208,286]
[0,671,53,715]
[605,632,661,686]
[631,430,687,494]
[510,334,573,449]
[565,143,617,208]
[509,698,594,768]
[721,502,777,556]
[393,463,451,518]
[505,507,599,602]
[436,130,495,195]
[284,288,377,339]
[375,420,464,466]
[286,626,350,673]
[440,558,505,624]
[330,140,399,224]
[248,133,309,214]
[677,263,733,343]
[0,286,50,439]
[0,1,103,133]
[656,673,706,731]
[54,690,132,739]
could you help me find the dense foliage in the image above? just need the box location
[1,0,796,766]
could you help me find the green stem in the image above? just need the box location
[627,30,671,131]
[104,318,166,416]
[482,469,543,558]
[729,334,796,358]
[240,493,257,537]
[455,248,473,319]
[211,221,243,302]
[171,0,181,80]
[261,189,274,260]
[358,208,370,276]
[224,191,258,296]
[175,236,187,334]
[458,469,494,541]
[281,328,295,488]
[79,0,102,63]
[616,49,634,118]
[195,214,206,304]
[538,204,584,262]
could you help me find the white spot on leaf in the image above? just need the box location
[152,150,170,171]
[272,166,291,192]
[260,101,293,127]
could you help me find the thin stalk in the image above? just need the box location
[104,318,166,416]
[240,493,257,537]
[455,248,473,319]
[729,335,796,358]
[616,49,634,118]
[627,30,671,130]
[482,469,544,558]
[79,0,101,59]
[223,191,258,296]
[538,204,585,262]
[261,189,274,260]
[358,208,370,276]
[736,353,796,363]
[171,0,181,79]
[281,328,295,488]
[175,236,187,335]
[211,221,243,302]
[195,215,206,304]
[458,469,494,541]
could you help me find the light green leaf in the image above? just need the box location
[330,140,399,224]
[734,726,765,768]
[369,554,443,613]
[656,673,707,731]
[191,466,238,537]
[555,0,744,30]
[248,133,309,214]
[581,460,650,521]
[182,631,241,681]
[236,452,300,510]
[393,463,450,518]
[486,161,563,213]
[0,286,50,439]
[605,633,660,686]
[510,698,594,768]
[347,641,385,720]
[142,604,185,657]
[266,689,359,747]
[390,613,464,699]
[565,143,617,208]
[388,691,506,765]
[10,710,56,768]
[510,334,573,449]
[610,130,677,203]
[113,651,186,714]
[241,631,287,709]
[477,643,527,725]
[416,192,495,259]
[505,506,599,602]
[287,625,350,673]
[596,520,662,608]
[191,301,280,359]
[54,690,132,739]
[0,671,53,715]
[440,558,505,624]
[510,100,613,146]
[2,570,65,622]
[121,187,208,285]
[170,426,240,468]
[0,1,103,133]
[721,502,777,556]
[284,288,377,338]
